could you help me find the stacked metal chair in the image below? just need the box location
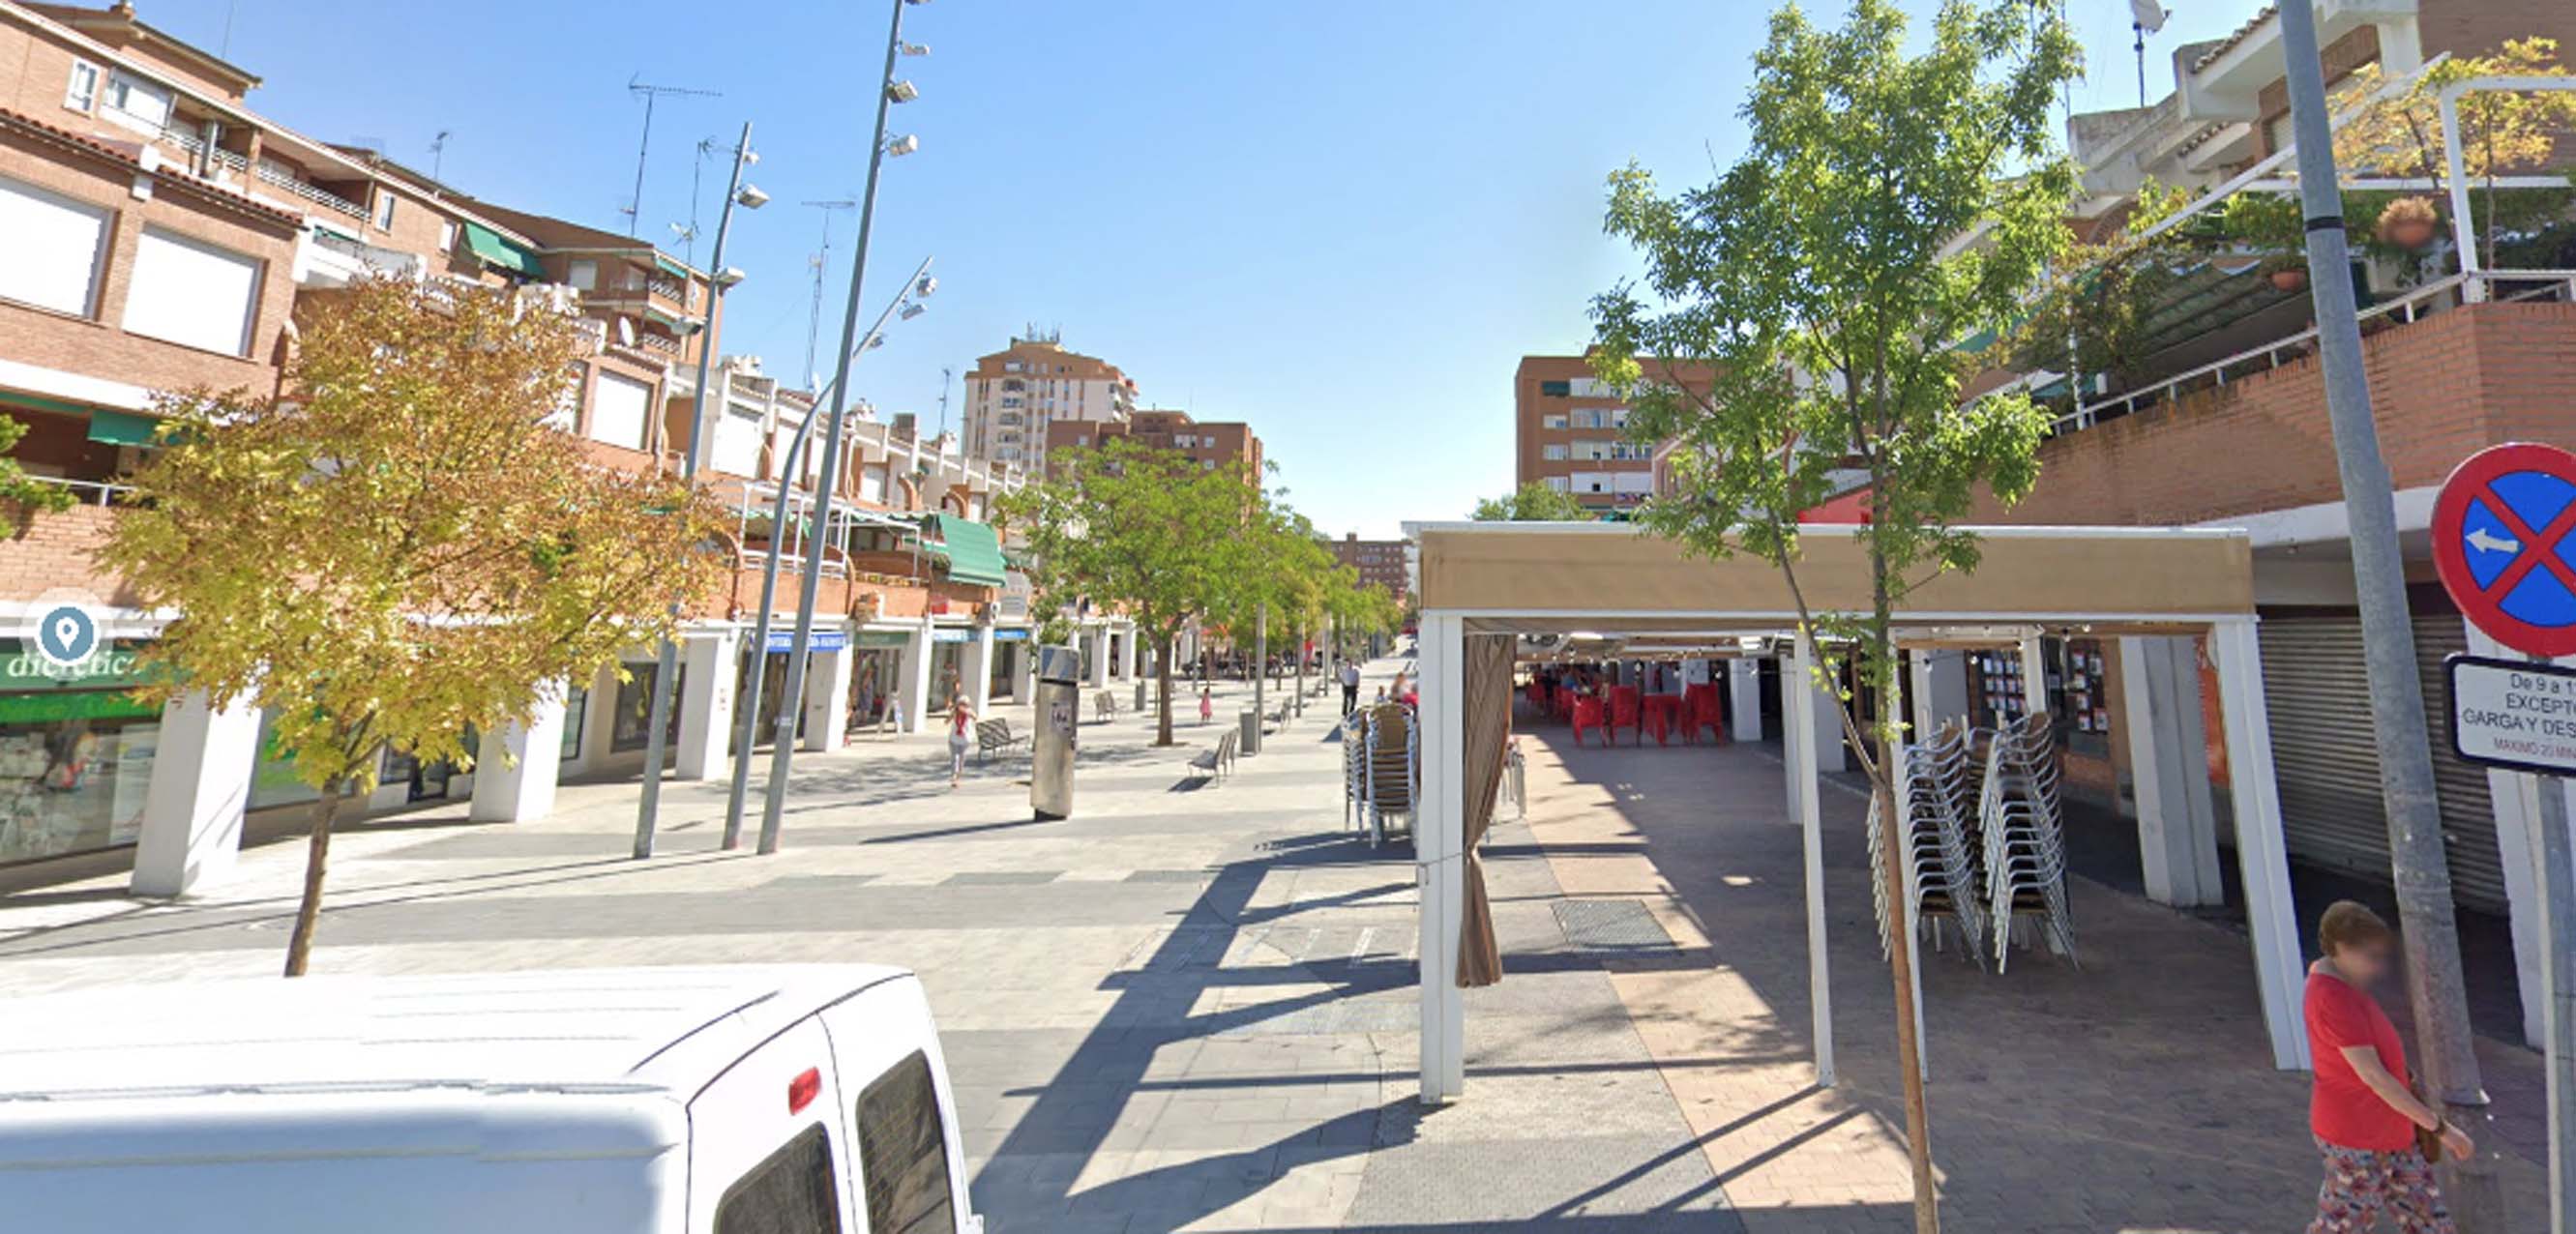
[1867,724,1991,969]
[1342,717,1367,834]
[1362,703,1418,848]
[1978,713,2078,970]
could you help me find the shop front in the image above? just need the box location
[990,629,1030,702]
[847,630,909,731]
[930,627,972,707]
[0,638,159,866]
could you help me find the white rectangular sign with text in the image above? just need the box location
[2447,655,2576,778]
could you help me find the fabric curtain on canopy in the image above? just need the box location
[1456,632,1513,988]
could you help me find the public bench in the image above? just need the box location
[974,719,1028,762]
[1188,728,1240,782]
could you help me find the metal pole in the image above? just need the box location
[635,120,753,861]
[2278,4,2500,1225]
[2533,741,2576,1233]
[722,353,865,847]
[1253,602,1266,751]
[756,0,914,856]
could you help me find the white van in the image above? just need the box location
[0,965,982,1234]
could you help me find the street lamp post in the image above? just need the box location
[754,0,932,856]
[634,121,762,861]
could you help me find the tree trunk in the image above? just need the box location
[281,779,348,978]
[1155,632,1176,747]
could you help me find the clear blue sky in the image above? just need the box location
[154,0,2253,538]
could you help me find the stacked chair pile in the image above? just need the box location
[1866,722,1991,970]
[1978,713,2078,970]
[1863,714,2079,972]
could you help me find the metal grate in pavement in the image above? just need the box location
[1125,868,1214,883]
[943,870,1064,886]
[1554,899,1677,955]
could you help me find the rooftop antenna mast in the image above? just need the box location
[623,75,720,237]
[429,131,452,185]
[798,198,858,390]
[936,366,953,443]
[2129,2,2169,108]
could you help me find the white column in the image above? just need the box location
[2018,632,2050,720]
[898,621,935,736]
[1809,655,1846,774]
[803,643,852,751]
[468,683,567,824]
[2211,618,2310,1070]
[130,690,260,898]
[963,626,996,716]
[1084,627,1111,690]
[1119,624,1140,680]
[1416,611,1466,1104]
[1015,639,1038,710]
[1784,635,1834,1086]
[2467,623,2565,1047]
[2118,635,2225,908]
[1731,659,1764,742]
[674,631,740,781]
[1907,649,1936,743]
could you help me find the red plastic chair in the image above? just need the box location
[1608,686,1643,745]
[1525,680,1549,716]
[1642,694,1677,746]
[1571,695,1608,746]
[1683,682,1726,744]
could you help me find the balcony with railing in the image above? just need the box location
[253,159,366,220]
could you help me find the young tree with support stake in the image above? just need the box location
[103,278,726,977]
[997,437,1263,747]
[1590,2,2077,1227]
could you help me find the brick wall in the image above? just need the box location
[1971,302,2576,527]
[0,503,135,605]
[0,128,296,398]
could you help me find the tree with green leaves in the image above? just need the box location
[1470,480,1593,522]
[2334,38,2576,270]
[104,278,727,976]
[997,436,1264,746]
[0,414,75,533]
[1591,3,2077,1227]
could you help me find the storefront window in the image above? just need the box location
[611,661,684,753]
[559,684,589,761]
[737,651,806,749]
[848,648,903,727]
[0,639,160,864]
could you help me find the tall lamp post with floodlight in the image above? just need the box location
[633,120,764,860]
[741,0,933,855]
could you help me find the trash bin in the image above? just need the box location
[1239,709,1261,756]
[1134,679,1148,712]
[1031,644,1081,820]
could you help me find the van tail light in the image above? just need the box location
[786,1067,821,1115]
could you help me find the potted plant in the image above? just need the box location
[2265,262,2309,293]
[2374,195,2441,250]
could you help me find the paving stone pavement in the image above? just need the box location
[0,658,1739,1233]
[3,655,2541,1232]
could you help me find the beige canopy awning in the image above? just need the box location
[1405,520,2305,1107]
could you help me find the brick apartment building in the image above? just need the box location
[961,331,1138,470]
[1329,533,1409,603]
[1513,354,1715,517]
[1913,0,2576,1048]
[1045,407,1263,477]
[0,1,1108,894]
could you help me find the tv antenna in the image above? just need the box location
[623,76,720,237]
[936,367,953,444]
[798,198,858,389]
[429,131,452,185]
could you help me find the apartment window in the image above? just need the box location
[438,220,458,252]
[0,175,111,316]
[375,191,398,231]
[587,370,653,451]
[1538,379,1571,397]
[1542,444,1568,461]
[1003,361,1022,372]
[123,227,261,355]
[100,71,172,134]
[861,464,889,503]
[1540,413,1566,430]
[1543,476,1571,493]
[568,259,598,290]
[64,61,99,112]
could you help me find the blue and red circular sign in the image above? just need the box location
[2433,442,2576,658]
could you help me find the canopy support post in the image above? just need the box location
[1786,633,1836,1088]
[1416,610,1467,1103]
[2212,618,2311,1070]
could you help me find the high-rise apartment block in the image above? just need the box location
[961,332,1137,469]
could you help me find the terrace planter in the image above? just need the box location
[2266,267,2308,293]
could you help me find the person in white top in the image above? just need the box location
[1340,660,1363,717]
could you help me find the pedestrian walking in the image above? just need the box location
[944,692,975,789]
[1199,685,1214,726]
[2302,900,2467,1233]
[1340,660,1361,717]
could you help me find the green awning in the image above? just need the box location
[460,221,546,280]
[86,410,158,446]
[924,514,1008,588]
[654,253,692,281]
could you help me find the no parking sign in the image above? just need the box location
[2432,442,2576,659]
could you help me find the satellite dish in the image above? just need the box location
[615,317,636,347]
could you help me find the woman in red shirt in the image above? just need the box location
[2303,900,2471,1233]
